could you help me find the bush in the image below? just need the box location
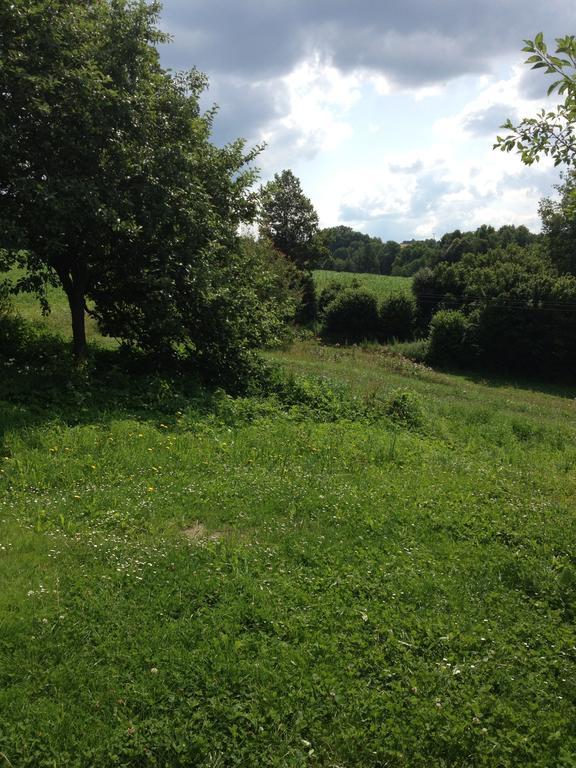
[317,279,360,317]
[382,388,425,431]
[428,310,471,366]
[0,279,11,318]
[294,270,318,325]
[321,289,379,343]
[378,293,416,342]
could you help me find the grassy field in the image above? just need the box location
[313,270,412,300]
[1,289,576,766]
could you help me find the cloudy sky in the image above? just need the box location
[158,1,574,241]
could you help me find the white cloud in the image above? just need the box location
[164,2,568,240]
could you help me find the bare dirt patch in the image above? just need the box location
[183,522,230,543]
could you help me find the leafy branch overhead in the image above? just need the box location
[494,33,576,167]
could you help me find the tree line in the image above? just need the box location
[315,223,539,276]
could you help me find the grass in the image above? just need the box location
[1,292,576,766]
[3,269,115,347]
[313,270,412,300]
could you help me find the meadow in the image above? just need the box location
[313,270,412,301]
[1,282,575,767]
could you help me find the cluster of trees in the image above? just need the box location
[317,224,539,277]
[313,167,576,376]
[317,227,400,274]
[415,236,576,375]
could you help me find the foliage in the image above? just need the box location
[321,289,379,343]
[0,0,278,377]
[414,246,576,376]
[236,236,301,342]
[318,225,399,274]
[317,226,537,279]
[0,277,11,318]
[258,170,321,269]
[428,309,471,366]
[494,33,576,167]
[293,269,318,325]
[391,239,437,276]
[317,278,360,317]
[378,293,416,342]
[381,387,426,430]
[412,265,458,332]
[539,171,576,275]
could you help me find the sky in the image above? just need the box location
[158,1,575,242]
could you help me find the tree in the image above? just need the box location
[539,172,576,275]
[258,170,320,269]
[0,0,270,376]
[494,34,576,168]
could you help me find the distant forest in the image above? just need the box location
[317,223,538,276]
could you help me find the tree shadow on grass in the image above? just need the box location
[433,361,576,401]
[0,319,214,443]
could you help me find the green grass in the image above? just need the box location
[313,270,412,300]
[1,307,576,765]
[4,269,114,347]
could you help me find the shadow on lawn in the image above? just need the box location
[0,319,212,442]
[453,366,576,401]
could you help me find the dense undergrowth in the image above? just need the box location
[1,319,576,767]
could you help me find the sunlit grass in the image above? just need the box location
[314,269,412,300]
[1,302,575,765]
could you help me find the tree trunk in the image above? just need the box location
[67,285,88,361]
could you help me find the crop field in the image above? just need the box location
[313,270,412,300]
[1,293,576,766]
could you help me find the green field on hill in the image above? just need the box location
[1,289,576,767]
[313,270,412,300]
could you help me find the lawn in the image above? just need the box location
[1,295,575,766]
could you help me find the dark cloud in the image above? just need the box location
[160,0,574,85]
[464,104,518,137]
[517,65,558,101]
[202,77,290,146]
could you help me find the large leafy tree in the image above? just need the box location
[258,170,321,269]
[0,0,271,373]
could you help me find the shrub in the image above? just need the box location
[294,270,318,325]
[428,310,471,366]
[0,279,11,318]
[382,388,425,431]
[321,289,379,343]
[378,293,416,342]
[317,279,360,317]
